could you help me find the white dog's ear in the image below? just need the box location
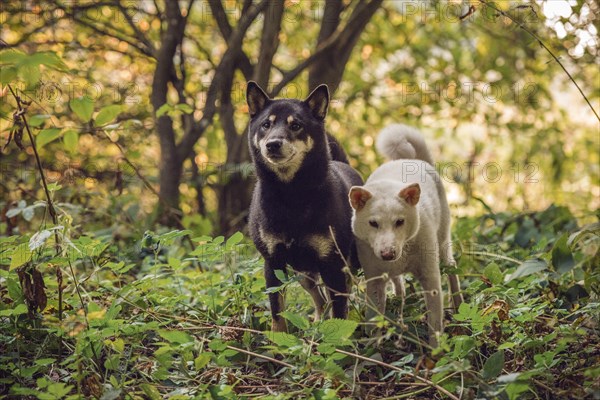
[246,81,270,117]
[304,84,329,120]
[349,186,372,211]
[399,183,420,206]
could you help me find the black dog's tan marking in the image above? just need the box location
[246,81,363,331]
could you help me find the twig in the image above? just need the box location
[479,0,599,122]
[8,84,68,359]
[462,250,522,265]
[8,85,58,224]
[225,345,294,369]
[333,348,460,400]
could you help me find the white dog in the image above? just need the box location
[349,124,462,346]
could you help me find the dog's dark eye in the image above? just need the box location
[369,220,379,228]
[395,219,405,228]
[261,121,271,129]
[290,122,301,131]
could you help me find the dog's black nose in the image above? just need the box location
[381,249,396,261]
[266,139,283,153]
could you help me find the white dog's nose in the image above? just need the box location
[380,248,396,261]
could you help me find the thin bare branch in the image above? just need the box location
[479,0,599,122]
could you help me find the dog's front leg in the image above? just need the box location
[365,275,387,323]
[299,272,327,321]
[264,260,288,332]
[416,268,443,347]
[320,268,348,319]
[391,275,406,298]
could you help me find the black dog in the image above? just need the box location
[246,81,363,332]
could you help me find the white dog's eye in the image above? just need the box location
[369,220,379,228]
[395,219,405,228]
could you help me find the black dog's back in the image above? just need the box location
[328,135,349,164]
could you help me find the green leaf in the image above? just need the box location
[36,128,62,149]
[317,318,358,344]
[483,262,503,285]
[18,64,41,86]
[208,339,227,351]
[280,311,310,330]
[225,231,244,249]
[158,330,193,344]
[505,381,530,400]
[27,52,68,71]
[482,350,505,380]
[194,353,211,370]
[175,103,194,114]
[95,105,122,126]
[10,243,32,270]
[63,129,79,153]
[552,234,575,274]
[6,278,22,301]
[28,115,51,128]
[0,303,27,316]
[168,257,182,270]
[274,269,287,282]
[140,384,162,400]
[156,104,171,118]
[15,303,28,315]
[265,331,302,348]
[506,259,546,282]
[0,66,17,84]
[0,49,26,65]
[70,97,94,122]
[317,343,336,355]
[498,342,516,350]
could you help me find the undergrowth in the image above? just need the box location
[1,201,599,399]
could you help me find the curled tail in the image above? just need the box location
[375,124,434,165]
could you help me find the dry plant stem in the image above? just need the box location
[8,84,65,359]
[8,84,95,362]
[333,348,460,400]
[225,345,294,369]
[479,0,599,122]
[8,85,58,224]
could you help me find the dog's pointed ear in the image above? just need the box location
[246,81,270,117]
[349,186,372,211]
[399,183,420,206]
[304,84,329,120]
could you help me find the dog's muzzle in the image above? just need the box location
[266,139,284,157]
[380,248,397,261]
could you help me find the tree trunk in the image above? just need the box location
[151,2,186,226]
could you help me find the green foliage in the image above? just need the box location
[1,195,598,398]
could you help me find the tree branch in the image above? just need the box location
[253,0,285,86]
[316,0,343,45]
[207,0,254,80]
[271,0,383,97]
[56,3,155,58]
[176,0,269,161]
[116,2,156,57]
